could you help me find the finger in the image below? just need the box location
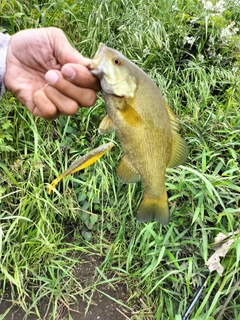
[32,89,59,119]
[45,70,97,107]
[44,85,79,115]
[61,64,101,91]
[49,27,92,66]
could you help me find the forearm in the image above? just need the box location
[0,33,11,97]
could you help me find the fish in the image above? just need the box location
[89,43,188,224]
[48,142,114,194]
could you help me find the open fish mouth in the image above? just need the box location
[88,57,105,78]
[88,59,102,74]
[94,42,106,55]
[88,43,106,75]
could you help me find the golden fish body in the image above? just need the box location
[90,44,188,224]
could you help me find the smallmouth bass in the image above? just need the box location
[89,43,188,224]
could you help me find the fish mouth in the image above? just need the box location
[88,43,106,74]
[88,60,105,80]
[94,42,106,56]
[88,43,129,93]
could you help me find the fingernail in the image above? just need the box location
[45,70,59,84]
[61,66,76,80]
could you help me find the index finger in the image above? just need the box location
[45,70,97,107]
[61,63,100,91]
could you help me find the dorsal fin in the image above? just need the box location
[168,132,188,167]
[164,101,179,132]
[164,101,188,167]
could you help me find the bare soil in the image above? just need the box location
[0,254,131,320]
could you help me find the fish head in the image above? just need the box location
[89,43,137,98]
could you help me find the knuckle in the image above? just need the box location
[33,90,57,118]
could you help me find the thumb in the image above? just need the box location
[50,27,91,66]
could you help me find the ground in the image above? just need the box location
[0,253,132,320]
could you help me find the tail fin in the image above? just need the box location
[136,192,170,225]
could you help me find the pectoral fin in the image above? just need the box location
[48,142,114,194]
[98,115,116,134]
[117,156,141,183]
[136,191,170,225]
[120,103,142,127]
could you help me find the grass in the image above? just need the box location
[0,0,240,319]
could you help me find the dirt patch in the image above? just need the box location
[0,254,131,320]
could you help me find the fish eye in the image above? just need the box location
[113,58,121,65]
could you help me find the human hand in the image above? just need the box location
[4,27,100,119]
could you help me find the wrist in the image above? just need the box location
[0,33,11,97]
